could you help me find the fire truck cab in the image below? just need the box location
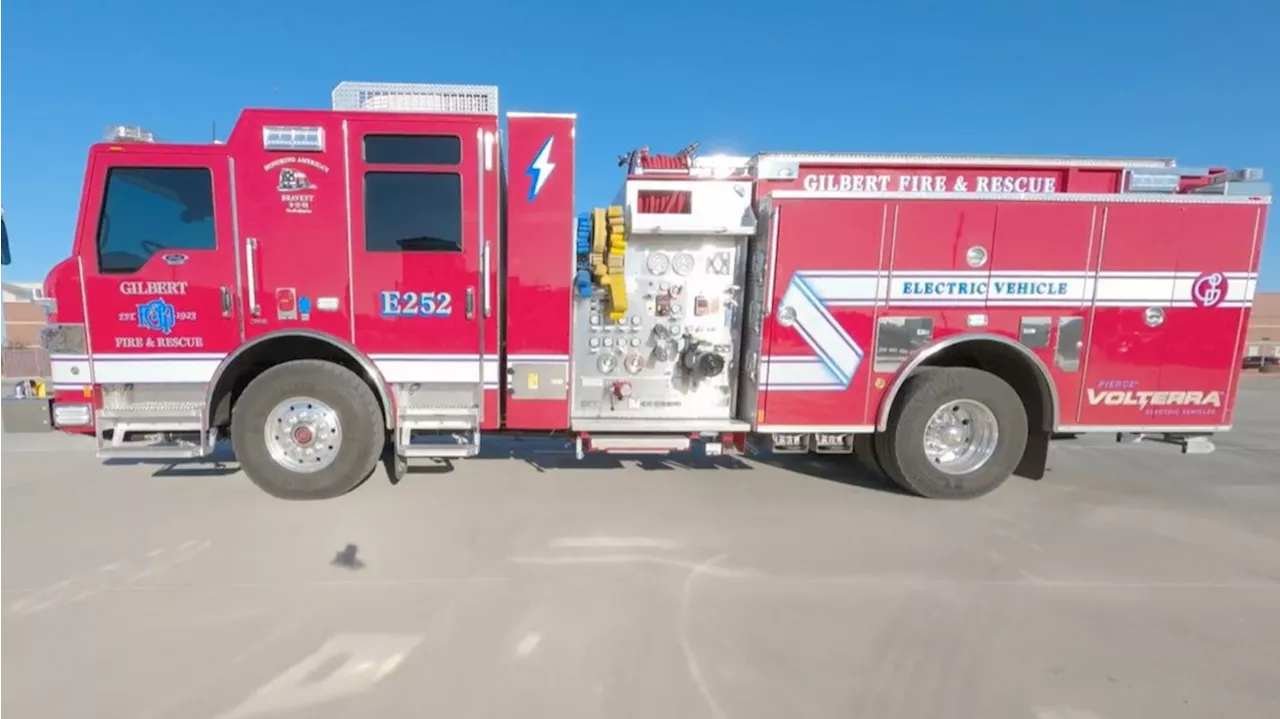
[35,82,1269,500]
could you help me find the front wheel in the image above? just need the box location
[231,360,385,500]
[875,367,1028,500]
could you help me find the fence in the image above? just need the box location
[2,347,51,378]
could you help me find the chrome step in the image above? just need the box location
[96,414,214,460]
[580,434,692,456]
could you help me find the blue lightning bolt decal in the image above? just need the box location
[526,136,556,202]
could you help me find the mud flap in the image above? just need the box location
[1014,425,1050,480]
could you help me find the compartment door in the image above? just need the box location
[1078,202,1260,428]
[758,198,888,430]
[347,119,487,411]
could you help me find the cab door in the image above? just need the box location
[346,118,488,414]
[80,149,241,384]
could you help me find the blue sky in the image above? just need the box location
[3,0,1277,287]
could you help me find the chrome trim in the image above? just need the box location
[342,120,357,343]
[758,424,876,433]
[475,128,487,422]
[203,329,395,429]
[768,190,1270,204]
[754,151,1176,170]
[245,237,260,316]
[76,255,96,386]
[864,203,892,421]
[506,111,579,119]
[228,156,246,341]
[1074,207,1109,420]
[1227,207,1265,427]
[875,332,1061,433]
[482,241,492,317]
[763,206,781,313]
[1056,424,1229,433]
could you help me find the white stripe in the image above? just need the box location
[51,359,91,384]
[373,357,500,386]
[776,273,866,390]
[776,270,1258,308]
[92,359,220,384]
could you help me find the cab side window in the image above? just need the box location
[363,134,462,254]
[96,167,215,274]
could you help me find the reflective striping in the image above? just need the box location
[775,270,1257,309]
[763,270,1257,392]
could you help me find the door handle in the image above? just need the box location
[482,241,492,318]
[245,237,261,317]
[220,286,232,318]
[466,287,475,319]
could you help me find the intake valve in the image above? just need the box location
[681,340,726,379]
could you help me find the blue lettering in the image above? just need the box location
[1054,282,1068,295]
[974,281,988,295]
[378,290,454,317]
[379,291,400,316]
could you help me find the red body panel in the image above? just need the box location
[503,113,577,430]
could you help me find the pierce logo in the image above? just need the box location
[1086,389,1221,408]
[1191,271,1228,308]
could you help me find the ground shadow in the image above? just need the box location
[91,432,908,495]
[386,435,908,495]
[102,441,241,477]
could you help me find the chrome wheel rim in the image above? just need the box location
[922,399,999,476]
[264,396,342,473]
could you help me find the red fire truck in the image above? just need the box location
[32,81,1269,500]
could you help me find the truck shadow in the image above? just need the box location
[98,435,905,495]
[390,436,907,494]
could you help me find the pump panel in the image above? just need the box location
[570,234,747,421]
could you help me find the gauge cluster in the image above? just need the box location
[571,235,747,421]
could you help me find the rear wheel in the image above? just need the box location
[231,360,385,500]
[875,367,1028,499]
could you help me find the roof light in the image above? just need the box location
[263,126,325,152]
[105,125,155,143]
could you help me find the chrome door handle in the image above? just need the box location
[245,237,260,317]
[220,286,232,318]
[466,287,475,319]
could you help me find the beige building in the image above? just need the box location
[1245,291,1280,359]
[2,281,49,348]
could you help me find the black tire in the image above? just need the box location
[231,360,385,500]
[852,432,885,476]
[874,367,1028,500]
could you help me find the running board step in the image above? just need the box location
[582,434,692,455]
[96,416,214,460]
[401,444,480,459]
[398,408,479,431]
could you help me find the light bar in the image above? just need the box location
[1124,169,1181,193]
[105,125,155,143]
[263,126,325,152]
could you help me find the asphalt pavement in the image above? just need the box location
[4,379,1280,719]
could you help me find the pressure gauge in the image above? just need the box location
[630,316,642,326]
[603,337,614,347]
[623,352,645,374]
[589,337,600,348]
[672,252,696,276]
[647,251,671,276]
[590,315,601,326]
[597,353,618,374]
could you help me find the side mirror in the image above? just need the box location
[2,216,11,266]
